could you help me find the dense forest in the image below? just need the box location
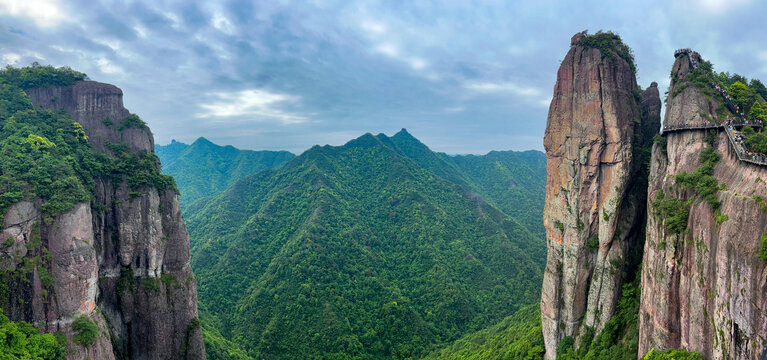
[156,137,294,209]
[180,130,547,359]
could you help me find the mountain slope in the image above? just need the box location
[421,304,545,360]
[156,137,294,208]
[388,130,547,239]
[184,131,546,359]
[449,150,547,239]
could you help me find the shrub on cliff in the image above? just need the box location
[71,315,99,348]
[758,234,767,264]
[579,31,636,73]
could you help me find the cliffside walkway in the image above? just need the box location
[662,49,767,166]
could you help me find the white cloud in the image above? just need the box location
[360,20,387,35]
[409,57,427,70]
[445,106,465,113]
[197,89,306,124]
[164,12,181,29]
[96,58,124,75]
[0,0,68,28]
[675,0,751,15]
[374,42,399,57]
[212,12,235,35]
[134,25,148,39]
[1,53,20,66]
[699,0,750,13]
[464,81,542,97]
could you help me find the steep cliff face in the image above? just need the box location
[541,32,657,358]
[640,53,767,360]
[0,81,205,359]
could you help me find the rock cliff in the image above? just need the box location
[639,52,767,360]
[0,81,205,359]
[541,32,657,358]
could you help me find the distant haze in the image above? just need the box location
[1,0,766,153]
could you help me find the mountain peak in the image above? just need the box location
[192,137,216,146]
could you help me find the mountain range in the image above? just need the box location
[168,130,547,359]
[156,137,295,208]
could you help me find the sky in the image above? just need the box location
[1,0,766,154]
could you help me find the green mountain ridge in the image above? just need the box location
[156,137,295,208]
[182,130,547,359]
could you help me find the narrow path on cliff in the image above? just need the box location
[661,49,767,166]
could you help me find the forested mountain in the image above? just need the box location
[156,137,294,208]
[182,129,547,359]
[384,130,547,239]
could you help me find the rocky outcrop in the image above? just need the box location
[639,53,767,360]
[541,32,657,358]
[0,81,205,359]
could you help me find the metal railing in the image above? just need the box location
[662,120,762,134]
[725,125,767,166]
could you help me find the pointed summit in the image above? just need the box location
[191,137,216,147]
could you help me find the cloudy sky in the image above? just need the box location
[1,0,766,154]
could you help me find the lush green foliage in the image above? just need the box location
[651,190,691,234]
[750,79,767,100]
[420,304,544,360]
[0,65,175,220]
[729,81,758,115]
[555,283,640,360]
[744,130,767,154]
[184,130,546,359]
[0,308,64,359]
[118,113,147,130]
[579,31,636,73]
[200,310,255,360]
[448,150,546,239]
[758,234,767,264]
[653,144,723,234]
[156,137,294,209]
[1,63,87,89]
[71,315,99,348]
[640,349,703,360]
[675,147,722,210]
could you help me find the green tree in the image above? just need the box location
[749,79,767,100]
[728,81,757,115]
[749,101,767,121]
[0,308,64,359]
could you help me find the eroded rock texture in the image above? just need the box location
[541,33,657,358]
[639,53,767,360]
[0,81,205,359]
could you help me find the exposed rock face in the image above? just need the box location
[541,33,656,358]
[640,54,767,360]
[0,81,205,359]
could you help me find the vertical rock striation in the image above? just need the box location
[541,32,657,358]
[640,52,767,360]
[0,81,205,359]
